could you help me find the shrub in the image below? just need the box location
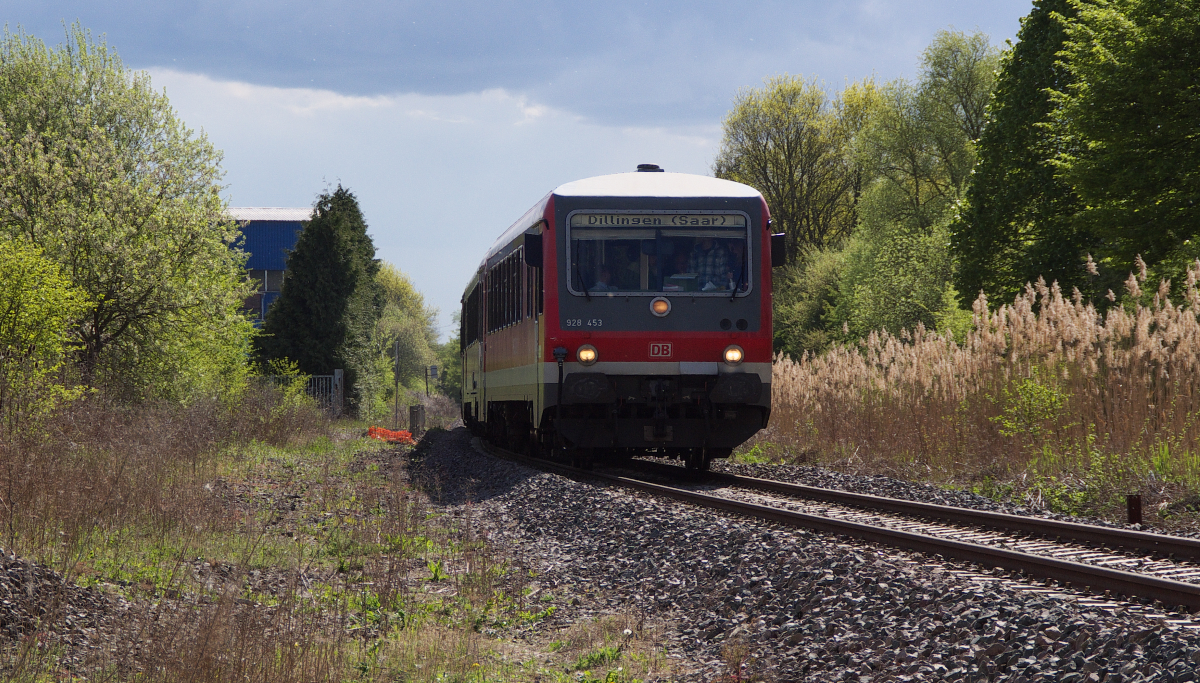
[0,237,91,437]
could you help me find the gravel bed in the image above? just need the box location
[0,548,129,670]
[415,428,1200,682]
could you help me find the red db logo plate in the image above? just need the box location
[649,342,673,358]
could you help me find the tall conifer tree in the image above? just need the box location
[256,186,382,413]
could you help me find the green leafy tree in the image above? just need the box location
[1049,0,1200,283]
[0,238,92,435]
[256,186,383,415]
[833,186,960,338]
[713,75,880,258]
[771,247,847,357]
[367,261,443,417]
[435,311,463,403]
[835,30,999,338]
[0,26,253,400]
[376,261,438,389]
[952,0,1090,307]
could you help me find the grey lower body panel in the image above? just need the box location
[556,409,767,449]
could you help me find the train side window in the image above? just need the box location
[519,249,527,321]
[472,284,480,341]
[512,253,520,323]
[488,268,496,333]
[463,283,480,346]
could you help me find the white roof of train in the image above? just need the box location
[554,171,760,198]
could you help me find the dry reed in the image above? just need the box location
[762,259,1200,521]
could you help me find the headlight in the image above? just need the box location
[577,344,598,365]
[650,297,671,317]
[723,345,744,365]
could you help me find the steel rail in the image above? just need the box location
[478,441,1200,611]
[631,462,1200,562]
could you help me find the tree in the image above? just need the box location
[0,238,91,435]
[435,319,463,404]
[256,186,383,414]
[952,0,1090,307]
[713,75,879,258]
[1049,0,1200,282]
[835,30,999,338]
[771,247,847,358]
[376,261,438,388]
[369,260,443,417]
[0,26,253,400]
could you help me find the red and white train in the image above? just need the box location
[460,164,784,469]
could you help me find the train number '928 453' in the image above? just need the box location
[458,163,788,472]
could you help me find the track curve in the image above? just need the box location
[478,440,1200,612]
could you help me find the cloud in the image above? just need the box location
[25,0,1029,125]
[152,69,721,339]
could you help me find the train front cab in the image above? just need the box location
[536,173,784,469]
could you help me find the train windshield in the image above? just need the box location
[568,213,750,295]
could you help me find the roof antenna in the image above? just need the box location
[637,164,664,172]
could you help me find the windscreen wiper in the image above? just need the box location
[730,255,746,300]
[573,256,591,301]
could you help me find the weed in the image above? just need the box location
[519,605,557,623]
[717,635,760,682]
[0,391,565,682]
[732,442,775,464]
[575,646,621,670]
[992,368,1069,441]
[427,559,448,582]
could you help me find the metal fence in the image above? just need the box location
[307,370,344,414]
[260,368,343,415]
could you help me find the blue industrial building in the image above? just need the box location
[230,207,311,321]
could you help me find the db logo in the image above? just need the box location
[649,342,673,358]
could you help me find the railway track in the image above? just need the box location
[477,440,1200,614]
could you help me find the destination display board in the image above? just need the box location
[570,213,746,228]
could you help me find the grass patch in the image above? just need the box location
[0,390,675,681]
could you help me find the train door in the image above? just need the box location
[461,281,483,426]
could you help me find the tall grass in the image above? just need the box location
[763,259,1200,520]
[0,385,662,681]
[0,385,327,568]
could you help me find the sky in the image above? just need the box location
[12,1,1034,340]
